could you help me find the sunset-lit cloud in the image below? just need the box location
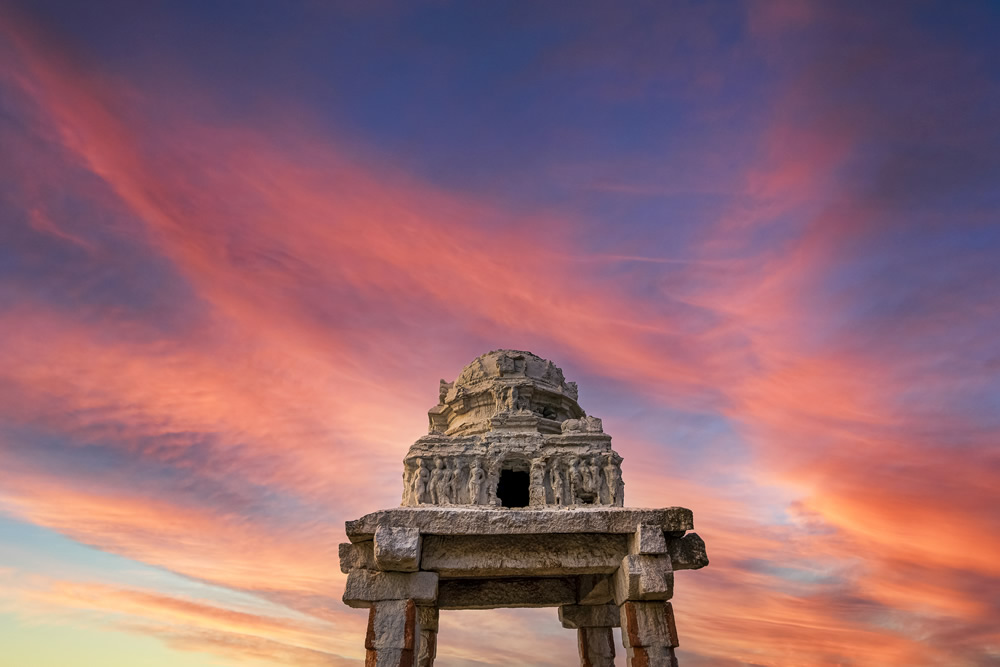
[1,1,998,665]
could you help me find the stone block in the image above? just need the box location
[613,555,673,604]
[416,606,438,632]
[578,626,615,667]
[365,648,415,667]
[365,600,418,650]
[343,570,438,608]
[438,577,576,610]
[559,604,620,629]
[620,601,679,649]
[417,629,436,667]
[578,574,614,605]
[625,645,678,667]
[346,507,694,542]
[340,541,376,573]
[374,526,422,572]
[629,524,668,555]
[420,533,625,577]
[666,532,709,570]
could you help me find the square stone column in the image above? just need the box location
[559,604,618,667]
[416,606,438,667]
[619,601,679,667]
[365,599,422,667]
[577,627,615,667]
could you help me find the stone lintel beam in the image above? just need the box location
[340,541,376,574]
[629,524,668,555]
[374,526,422,572]
[667,532,709,570]
[343,570,438,608]
[346,507,693,543]
[559,604,620,629]
[578,627,616,667]
[613,555,673,605]
[578,574,614,605]
[437,577,576,610]
[421,533,625,578]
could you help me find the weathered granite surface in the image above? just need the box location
[346,506,694,541]
[559,604,621,629]
[341,350,709,666]
[437,577,577,610]
[420,533,626,577]
[402,350,624,508]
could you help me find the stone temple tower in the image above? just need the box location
[340,350,708,667]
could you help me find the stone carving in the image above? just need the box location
[605,454,623,507]
[342,350,707,666]
[529,458,547,506]
[486,462,500,507]
[550,460,565,506]
[411,459,430,505]
[569,457,584,504]
[562,415,604,433]
[430,458,446,505]
[589,457,603,501]
[399,351,624,508]
[449,461,464,505]
[468,460,485,505]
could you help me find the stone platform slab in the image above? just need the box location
[345,506,694,542]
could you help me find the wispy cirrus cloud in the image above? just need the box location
[0,1,998,665]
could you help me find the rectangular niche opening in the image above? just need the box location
[497,469,530,508]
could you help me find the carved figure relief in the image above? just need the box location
[411,458,430,505]
[550,460,564,505]
[569,457,583,503]
[486,463,500,506]
[468,460,485,505]
[449,461,465,504]
[588,457,603,499]
[529,458,547,506]
[430,458,446,504]
[604,454,623,506]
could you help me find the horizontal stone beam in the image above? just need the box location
[346,507,694,542]
[421,533,626,577]
[559,604,620,629]
[343,570,438,608]
[437,577,576,610]
[578,574,614,605]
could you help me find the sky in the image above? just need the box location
[0,1,998,665]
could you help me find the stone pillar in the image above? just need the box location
[559,604,618,667]
[416,606,438,667]
[365,599,421,667]
[577,627,615,667]
[619,601,679,667]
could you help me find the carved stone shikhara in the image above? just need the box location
[401,350,623,509]
[342,350,708,666]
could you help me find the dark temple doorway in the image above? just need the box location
[497,470,530,507]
